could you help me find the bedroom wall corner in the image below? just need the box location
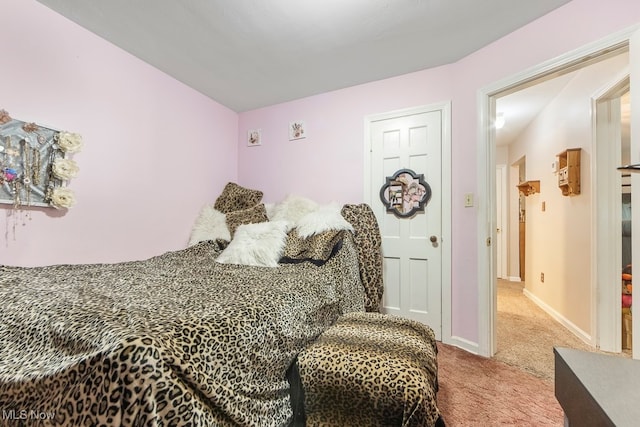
[0,0,239,267]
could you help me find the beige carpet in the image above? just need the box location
[495,279,629,381]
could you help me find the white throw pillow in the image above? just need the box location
[188,206,231,246]
[215,221,288,267]
[270,195,319,230]
[264,202,276,220]
[295,203,354,238]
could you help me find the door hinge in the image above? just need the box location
[486,237,492,246]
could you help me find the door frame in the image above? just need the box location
[477,24,640,358]
[363,101,452,345]
[592,71,629,353]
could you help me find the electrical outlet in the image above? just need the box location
[541,272,545,283]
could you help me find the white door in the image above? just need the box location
[368,107,443,338]
[496,165,508,279]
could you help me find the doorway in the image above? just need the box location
[594,79,630,352]
[477,27,639,358]
[492,54,628,355]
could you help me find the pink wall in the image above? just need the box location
[238,0,640,344]
[238,68,453,203]
[0,0,238,266]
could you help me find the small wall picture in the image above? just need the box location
[289,121,306,140]
[247,129,261,147]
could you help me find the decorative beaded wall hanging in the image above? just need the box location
[0,109,82,209]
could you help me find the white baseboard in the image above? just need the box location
[444,335,480,355]
[508,276,522,282]
[523,288,593,345]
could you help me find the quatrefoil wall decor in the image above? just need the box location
[379,168,432,218]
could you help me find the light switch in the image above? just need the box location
[464,193,474,207]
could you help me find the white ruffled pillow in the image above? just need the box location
[295,203,354,238]
[270,195,319,230]
[215,221,288,267]
[188,206,231,246]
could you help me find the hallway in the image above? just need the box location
[495,279,628,380]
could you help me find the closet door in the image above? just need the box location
[366,104,449,340]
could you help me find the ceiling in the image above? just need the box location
[35,0,571,112]
[495,74,575,146]
[495,50,630,147]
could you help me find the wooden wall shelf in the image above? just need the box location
[517,180,540,196]
[557,148,581,196]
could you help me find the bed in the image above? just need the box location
[0,185,385,426]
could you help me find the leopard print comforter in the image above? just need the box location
[340,204,384,312]
[0,235,365,426]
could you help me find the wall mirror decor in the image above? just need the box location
[0,109,82,209]
[379,168,431,218]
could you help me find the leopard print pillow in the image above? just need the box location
[280,229,345,266]
[225,203,269,237]
[213,182,264,214]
